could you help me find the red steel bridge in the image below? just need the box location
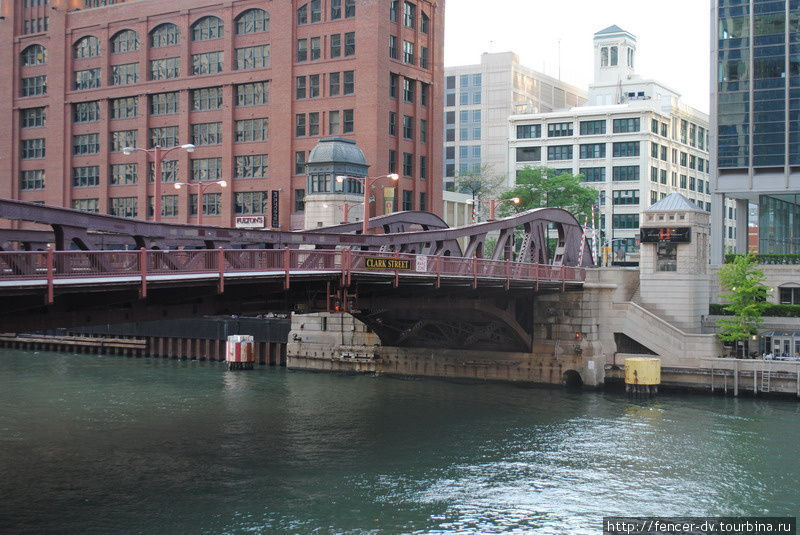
[0,199,592,352]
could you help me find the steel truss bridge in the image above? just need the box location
[0,199,592,352]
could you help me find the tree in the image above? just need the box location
[716,254,769,355]
[455,164,506,203]
[499,167,597,219]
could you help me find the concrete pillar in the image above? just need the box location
[736,198,749,254]
[711,192,726,264]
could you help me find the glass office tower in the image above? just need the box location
[711,0,800,260]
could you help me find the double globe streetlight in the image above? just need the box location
[173,180,227,226]
[323,200,367,225]
[334,173,399,235]
[122,143,196,222]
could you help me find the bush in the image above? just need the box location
[725,254,800,265]
[710,303,800,317]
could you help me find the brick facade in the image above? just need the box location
[1,0,444,230]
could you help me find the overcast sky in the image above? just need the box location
[444,0,711,113]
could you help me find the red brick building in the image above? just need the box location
[0,0,444,230]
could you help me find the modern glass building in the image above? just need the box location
[711,0,800,260]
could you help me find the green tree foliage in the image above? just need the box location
[500,167,597,218]
[715,254,769,346]
[455,165,505,202]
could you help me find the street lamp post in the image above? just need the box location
[173,180,227,226]
[335,173,399,235]
[122,143,196,222]
[466,197,520,221]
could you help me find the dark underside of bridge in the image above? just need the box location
[0,275,577,352]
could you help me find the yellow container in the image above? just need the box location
[624,357,661,386]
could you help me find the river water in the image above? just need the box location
[1,350,799,534]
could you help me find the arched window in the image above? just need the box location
[21,44,46,66]
[73,36,100,59]
[150,23,180,48]
[601,47,608,67]
[235,8,270,34]
[191,16,224,41]
[110,30,139,54]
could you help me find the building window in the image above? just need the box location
[22,17,49,35]
[420,48,429,69]
[191,122,223,146]
[21,107,46,128]
[191,16,223,41]
[72,165,100,187]
[111,30,139,53]
[309,75,320,98]
[295,152,306,175]
[21,44,46,66]
[420,119,427,143]
[612,189,639,205]
[110,130,137,152]
[191,87,223,111]
[149,57,180,80]
[516,146,541,162]
[390,0,399,22]
[234,154,268,178]
[547,122,573,137]
[308,37,321,61]
[329,111,340,135]
[150,23,180,48]
[235,118,268,143]
[580,167,605,182]
[235,81,269,107]
[149,92,179,115]
[110,63,139,85]
[402,152,414,176]
[345,0,355,17]
[343,71,355,95]
[547,145,572,161]
[295,114,306,137]
[110,163,138,185]
[657,243,677,272]
[191,51,223,75]
[403,78,414,102]
[419,156,427,179]
[73,36,100,59]
[297,39,307,62]
[421,83,429,106]
[650,166,659,182]
[612,141,640,157]
[612,118,640,133]
[517,124,541,139]
[234,191,269,215]
[235,8,269,34]
[344,32,355,56]
[579,143,606,159]
[421,12,430,34]
[390,73,399,98]
[389,35,398,59]
[331,34,342,58]
[148,126,178,148]
[191,158,223,181]
[680,174,687,189]
[343,109,354,133]
[74,68,101,90]
[148,160,179,183]
[403,41,414,64]
[612,214,639,229]
[236,45,270,70]
[189,193,222,216]
[389,112,397,136]
[21,76,47,97]
[403,1,416,28]
[150,195,179,218]
[72,134,99,155]
[612,165,639,181]
[402,190,413,211]
[20,169,45,191]
[403,115,414,139]
[389,150,397,173]
[109,197,138,218]
[72,199,99,213]
[110,97,137,119]
[295,189,306,212]
[297,4,308,25]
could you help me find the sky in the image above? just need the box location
[444,0,711,113]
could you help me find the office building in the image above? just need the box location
[1,0,444,230]
[443,52,586,191]
[509,26,736,261]
[711,0,800,261]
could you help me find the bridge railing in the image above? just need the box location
[0,249,584,284]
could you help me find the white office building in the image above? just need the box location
[444,52,587,192]
[508,26,736,261]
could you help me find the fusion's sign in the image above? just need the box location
[235,216,266,229]
[364,257,414,271]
